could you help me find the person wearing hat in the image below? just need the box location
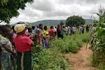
[13,23,33,70]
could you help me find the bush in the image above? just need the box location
[91,9,105,70]
[32,46,69,70]
[51,33,89,53]
[66,16,85,26]
[32,33,89,70]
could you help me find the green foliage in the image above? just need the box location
[32,33,89,70]
[32,46,69,70]
[91,8,105,70]
[51,33,89,53]
[0,0,33,23]
[66,16,85,26]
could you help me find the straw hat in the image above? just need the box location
[14,24,26,33]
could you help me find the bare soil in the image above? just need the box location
[65,44,97,70]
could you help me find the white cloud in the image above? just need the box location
[10,0,105,24]
[31,0,55,12]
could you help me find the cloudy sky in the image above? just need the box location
[10,0,105,24]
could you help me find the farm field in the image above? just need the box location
[32,33,98,70]
[1,0,105,70]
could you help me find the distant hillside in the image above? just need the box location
[31,20,65,26]
[31,19,93,26]
[85,19,93,24]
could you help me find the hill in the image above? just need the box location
[31,20,65,26]
[31,19,93,26]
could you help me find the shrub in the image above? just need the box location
[32,32,89,70]
[32,46,69,70]
[91,9,105,70]
[51,33,89,53]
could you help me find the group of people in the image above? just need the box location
[0,21,93,70]
[0,22,67,70]
[0,22,33,70]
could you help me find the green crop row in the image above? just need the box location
[91,9,105,70]
[50,33,89,53]
[32,33,89,70]
[32,46,70,70]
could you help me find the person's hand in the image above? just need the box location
[11,50,17,58]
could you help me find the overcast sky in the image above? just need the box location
[10,0,105,24]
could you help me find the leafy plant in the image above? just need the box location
[51,33,89,53]
[32,32,89,70]
[32,46,69,70]
[91,8,105,70]
[0,0,33,23]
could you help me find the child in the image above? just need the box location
[42,26,49,48]
[14,23,33,70]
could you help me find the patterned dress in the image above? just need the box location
[0,35,13,70]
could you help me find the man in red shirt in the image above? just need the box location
[14,23,33,70]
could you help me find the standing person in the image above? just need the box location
[37,24,43,46]
[32,26,35,33]
[57,25,61,38]
[63,26,68,36]
[79,26,84,34]
[72,26,77,34]
[31,26,36,38]
[82,26,85,33]
[62,26,66,36]
[33,26,39,45]
[42,26,49,48]
[31,26,37,44]
[9,26,17,70]
[14,23,33,70]
[57,25,64,39]
[86,25,90,32]
[49,26,56,40]
[67,26,71,35]
[0,25,15,70]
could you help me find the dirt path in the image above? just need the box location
[65,44,97,70]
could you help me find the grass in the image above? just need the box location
[32,32,89,70]
[51,32,89,53]
[32,46,69,70]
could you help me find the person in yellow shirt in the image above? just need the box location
[42,26,49,48]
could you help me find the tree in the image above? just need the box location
[0,0,33,23]
[66,16,85,26]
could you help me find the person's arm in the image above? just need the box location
[0,38,14,54]
[2,44,14,54]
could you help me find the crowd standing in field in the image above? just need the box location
[0,22,96,70]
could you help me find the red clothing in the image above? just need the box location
[49,29,55,38]
[14,35,33,53]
